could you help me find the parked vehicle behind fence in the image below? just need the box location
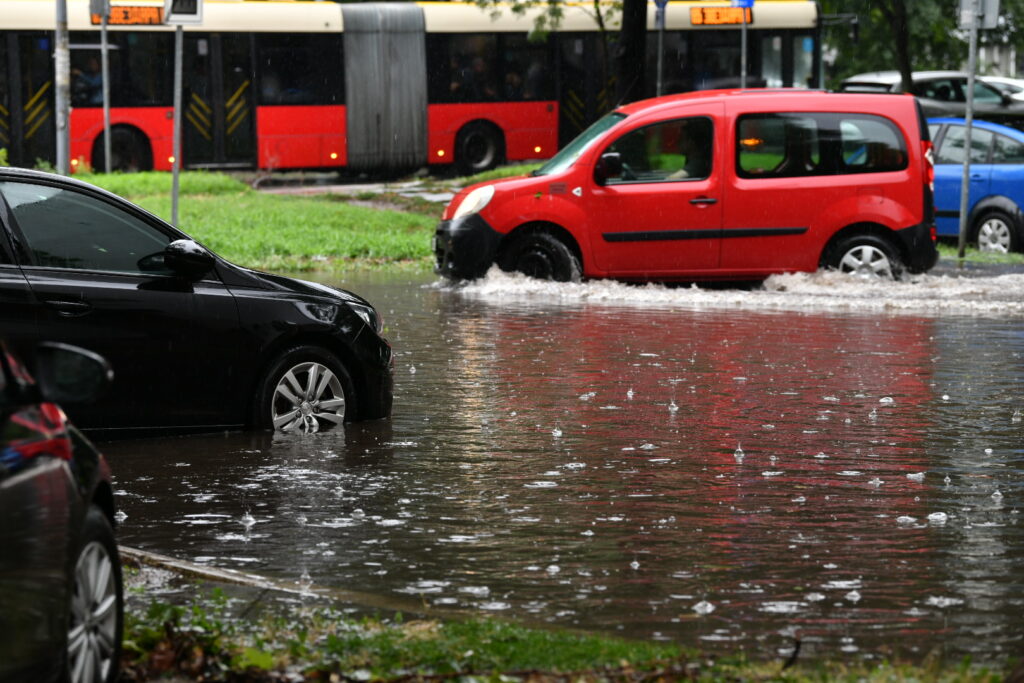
[435,89,939,283]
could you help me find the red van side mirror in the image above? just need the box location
[594,152,623,185]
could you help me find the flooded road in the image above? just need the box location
[105,266,1024,663]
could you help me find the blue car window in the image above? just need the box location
[936,126,993,164]
[993,134,1024,164]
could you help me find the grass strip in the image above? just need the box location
[77,171,436,272]
[119,587,1014,682]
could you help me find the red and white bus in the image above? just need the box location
[0,0,820,174]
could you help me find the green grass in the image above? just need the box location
[937,241,1024,265]
[76,171,435,272]
[120,587,1015,682]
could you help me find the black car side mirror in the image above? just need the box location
[164,239,216,279]
[594,152,624,186]
[32,342,113,405]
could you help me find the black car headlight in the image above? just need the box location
[346,301,383,334]
[300,302,339,323]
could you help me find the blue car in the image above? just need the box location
[929,117,1024,252]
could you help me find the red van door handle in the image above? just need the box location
[690,197,718,205]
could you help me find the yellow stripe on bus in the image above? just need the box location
[226,80,250,108]
[25,109,50,140]
[23,81,52,113]
[186,112,213,140]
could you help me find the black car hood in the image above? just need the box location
[217,261,369,306]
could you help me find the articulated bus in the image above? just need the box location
[0,0,820,175]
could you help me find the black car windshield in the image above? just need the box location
[533,112,627,176]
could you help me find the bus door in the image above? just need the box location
[183,34,255,168]
[1,33,56,167]
[342,4,427,171]
[557,34,615,147]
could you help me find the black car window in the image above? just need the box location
[0,182,173,274]
[936,126,993,164]
[603,116,713,184]
[993,134,1024,163]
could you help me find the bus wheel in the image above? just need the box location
[455,122,504,175]
[499,232,581,282]
[92,128,153,173]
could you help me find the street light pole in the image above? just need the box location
[55,0,71,174]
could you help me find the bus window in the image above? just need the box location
[256,33,343,106]
[70,31,174,107]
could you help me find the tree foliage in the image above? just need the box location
[821,0,1024,90]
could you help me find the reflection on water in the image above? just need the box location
[106,270,1024,663]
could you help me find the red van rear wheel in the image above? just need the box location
[827,234,903,280]
[499,232,581,282]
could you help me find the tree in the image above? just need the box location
[821,0,1024,90]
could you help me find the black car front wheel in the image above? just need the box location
[67,506,123,683]
[256,346,354,432]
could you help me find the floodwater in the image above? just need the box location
[105,266,1024,664]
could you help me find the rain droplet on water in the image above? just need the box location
[927,512,948,525]
[845,590,862,603]
[693,600,715,615]
[626,388,635,400]
[1013,408,1023,423]
[906,472,926,482]
[868,477,883,487]
[896,516,917,525]
[734,444,744,461]
[630,560,640,570]
[551,428,562,438]
[240,512,256,528]
[992,490,1004,500]
[668,400,679,413]
[879,397,894,404]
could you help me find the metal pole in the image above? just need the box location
[101,14,111,173]
[656,6,665,96]
[172,25,183,226]
[55,0,71,174]
[740,8,748,88]
[957,0,980,262]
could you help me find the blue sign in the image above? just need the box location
[654,0,669,8]
[732,0,754,7]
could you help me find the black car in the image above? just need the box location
[0,340,122,683]
[0,168,393,436]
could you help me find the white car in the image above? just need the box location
[981,76,1024,102]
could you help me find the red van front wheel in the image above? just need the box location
[499,232,581,282]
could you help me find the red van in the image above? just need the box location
[434,89,938,282]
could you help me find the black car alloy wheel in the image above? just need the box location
[67,507,123,683]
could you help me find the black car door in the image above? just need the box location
[0,178,247,432]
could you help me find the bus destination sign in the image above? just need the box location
[91,6,164,25]
[690,7,752,25]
